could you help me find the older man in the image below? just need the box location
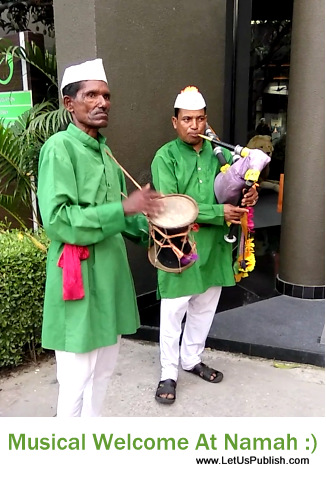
[37,59,161,417]
[151,86,258,404]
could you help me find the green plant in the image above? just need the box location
[0,40,71,227]
[0,227,49,367]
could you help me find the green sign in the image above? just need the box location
[0,90,33,126]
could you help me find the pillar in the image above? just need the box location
[276,0,325,299]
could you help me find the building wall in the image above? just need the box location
[53,0,228,294]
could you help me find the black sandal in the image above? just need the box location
[155,379,177,404]
[186,362,223,383]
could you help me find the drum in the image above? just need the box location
[147,194,199,273]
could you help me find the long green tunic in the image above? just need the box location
[151,137,235,299]
[37,123,148,353]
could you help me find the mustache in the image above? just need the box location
[92,108,108,115]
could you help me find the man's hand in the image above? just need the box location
[224,204,249,224]
[241,186,258,207]
[122,184,163,217]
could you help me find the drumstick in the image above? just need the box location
[105,150,143,190]
[105,150,162,219]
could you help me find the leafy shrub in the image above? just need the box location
[0,229,48,368]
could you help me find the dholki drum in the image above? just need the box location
[147,194,199,273]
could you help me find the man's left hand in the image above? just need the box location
[241,186,259,207]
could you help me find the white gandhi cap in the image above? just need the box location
[60,58,108,94]
[174,86,206,110]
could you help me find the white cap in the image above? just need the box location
[174,86,206,110]
[60,58,108,94]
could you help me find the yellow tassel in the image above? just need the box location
[220,164,231,173]
[234,236,255,281]
[244,169,260,182]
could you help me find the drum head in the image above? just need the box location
[148,194,198,229]
[147,194,198,273]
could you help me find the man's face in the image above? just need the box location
[63,80,111,137]
[172,108,207,147]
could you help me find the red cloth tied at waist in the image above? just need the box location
[57,244,90,300]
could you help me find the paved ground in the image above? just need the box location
[0,338,324,417]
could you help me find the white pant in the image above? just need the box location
[55,337,120,417]
[160,286,222,381]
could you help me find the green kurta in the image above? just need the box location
[37,123,148,353]
[151,137,236,299]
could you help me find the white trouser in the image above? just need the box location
[55,337,120,417]
[160,286,222,381]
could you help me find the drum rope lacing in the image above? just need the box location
[149,223,197,260]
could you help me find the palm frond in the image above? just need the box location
[0,121,36,208]
[0,192,15,206]
[0,101,70,211]
[0,190,30,229]
[26,106,71,142]
[0,40,63,230]
[0,123,25,178]
[0,200,28,230]
[10,101,55,133]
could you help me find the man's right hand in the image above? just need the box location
[224,204,249,224]
[122,184,164,217]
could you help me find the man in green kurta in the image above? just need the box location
[151,86,258,404]
[37,58,162,417]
